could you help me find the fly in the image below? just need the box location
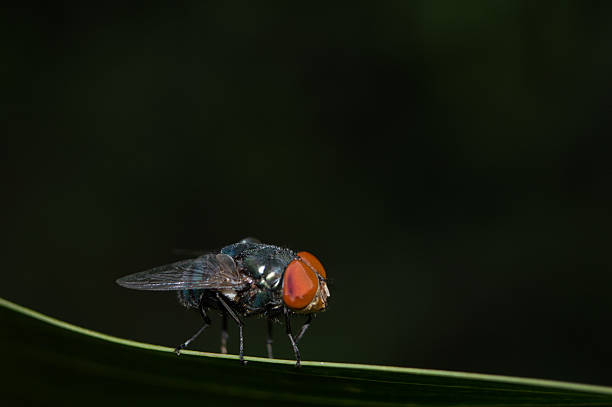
[115,238,330,366]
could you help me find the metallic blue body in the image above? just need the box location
[178,242,297,316]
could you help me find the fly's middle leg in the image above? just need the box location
[216,293,246,365]
[175,299,211,355]
[267,318,274,359]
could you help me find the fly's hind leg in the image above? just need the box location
[175,298,211,355]
[216,293,246,365]
[220,312,229,354]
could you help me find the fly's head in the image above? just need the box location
[282,251,330,314]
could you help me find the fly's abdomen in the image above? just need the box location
[177,289,203,309]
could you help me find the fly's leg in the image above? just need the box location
[174,323,208,355]
[220,312,229,354]
[216,293,246,365]
[267,318,274,359]
[295,314,312,344]
[175,299,211,355]
[284,309,301,368]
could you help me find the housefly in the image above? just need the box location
[116,238,330,366]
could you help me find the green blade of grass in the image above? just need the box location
[1,297,611,406]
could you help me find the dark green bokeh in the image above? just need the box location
[2,2,611,386]
[5,300,612,406]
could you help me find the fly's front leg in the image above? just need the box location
[175,298,211,355]
[216,293,246,365]
[295,314,312,343]
[220,312,228,354]
[267,318,274,359]
[284,309,301,368]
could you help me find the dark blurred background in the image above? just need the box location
[2,2,611,386]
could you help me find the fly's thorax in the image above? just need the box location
[232,247,295,315]
[220,241,261,258]
[239,246,295,290]
[241,286,283,314]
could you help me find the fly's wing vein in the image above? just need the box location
[115,253,246,291]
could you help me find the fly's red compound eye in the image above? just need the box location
[283,259,319,310]
[297,251,326,279]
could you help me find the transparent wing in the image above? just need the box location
[116,253,247,291]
